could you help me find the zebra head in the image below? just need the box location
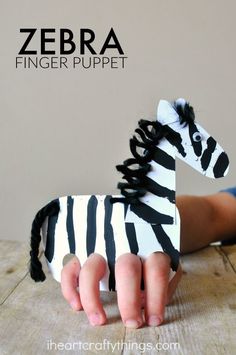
[157,99,229,178]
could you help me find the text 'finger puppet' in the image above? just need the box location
[29,99,229,290]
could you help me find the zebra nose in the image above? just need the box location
[213,152,230,178]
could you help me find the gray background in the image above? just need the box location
[1,0,235,241]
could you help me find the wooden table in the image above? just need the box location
[0,240,235,355]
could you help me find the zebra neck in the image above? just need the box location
[125,138,177,225]
[144,139,176,202]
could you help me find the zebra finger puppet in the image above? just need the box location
[29,98,229,291]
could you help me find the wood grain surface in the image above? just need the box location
[0,241,235,355]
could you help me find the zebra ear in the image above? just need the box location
[175,98,186,108]
[157,99,180,126]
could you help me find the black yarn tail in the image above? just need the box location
[29,200,60,282]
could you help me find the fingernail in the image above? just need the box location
[125,319,141,328]
[89,313,101,326]
[148,315,162,326]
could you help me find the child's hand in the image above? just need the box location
[60,252,182,328]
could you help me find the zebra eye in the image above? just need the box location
[192,132,203,142]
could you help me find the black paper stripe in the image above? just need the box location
[152,147,175,170]
[151,224,179,271]
[86,195,98,256]
[104,196,116,291]
[213,152,229,178]
[201,137,216,171]
[142,176,175,203]
[189,123,202,157]
[66,196,76,254]
[130,202,173,224]
[165,127,186,157]
[45,199,60,262]
[125,223,139,255]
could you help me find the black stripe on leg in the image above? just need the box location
[45,199,60,262]
[125,223,139,255]
[104,196,116,291]
[151,224,179,271]
[86,195,98,257]
[66,196,76,254]
[131,202,174,224]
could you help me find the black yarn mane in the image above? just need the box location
[111,100,195,205]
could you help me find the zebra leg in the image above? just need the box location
[151,208,180,273]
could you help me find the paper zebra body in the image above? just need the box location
[29,98,229,291]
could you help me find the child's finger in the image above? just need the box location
[115,253,143,328]
[166,263,182,305]
[61,256,82,311]
[79,253,107,326]
[143,252,170,326]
